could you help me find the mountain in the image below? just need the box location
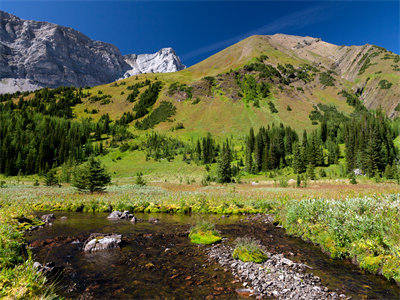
[0,10,185,93]
[65,34,399,138]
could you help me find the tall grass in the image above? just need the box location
[280,195,400,281]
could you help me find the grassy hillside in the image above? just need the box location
[5,34,399,180]
[72,35,366,139]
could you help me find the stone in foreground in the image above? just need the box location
[107,210,133,220]
[83,234,122,252]
[41,214,55,224]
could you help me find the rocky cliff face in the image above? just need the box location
[122,48,185,79]
[0,10,185,93]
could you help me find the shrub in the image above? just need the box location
[132,81,163,119]
[349,172,357,184]
[279,178,288,187]
[192,97,200,105]
[135,172,146,186]
[268,101,278,113]
[189,221,221,245]
[44,169,58,186]
[232,237,269,263]
[319,71,335,87]
[135,101,176,130]
[378,79,392,89]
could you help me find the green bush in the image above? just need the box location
[0,224,25,269]
[135,101,176,130]
[319,71,335,87]
[378,79,392,89]
[232,237,269,263]
[189,221,221,245]
[268,101,278,113]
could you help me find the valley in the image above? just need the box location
[1,6,400,299]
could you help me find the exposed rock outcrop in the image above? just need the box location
[0,10,185,93]
[122,48,185,78]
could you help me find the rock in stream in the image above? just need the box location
[107,210,133,220]
[83,233,122,252]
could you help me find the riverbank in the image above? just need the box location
[1,182,400,297]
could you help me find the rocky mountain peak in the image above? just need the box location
[0,10,185,93]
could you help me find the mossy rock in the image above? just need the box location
[233,247,268,263]
[189,230,221,245]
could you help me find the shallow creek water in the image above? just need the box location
[27,212,400,299]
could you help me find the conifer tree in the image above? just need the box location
[72,157,111,193]
[306,163,316,180]
[216,141,233,183]
[292,142,302,173]
[45,169,58,186]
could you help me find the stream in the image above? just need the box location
[26,212,400,299]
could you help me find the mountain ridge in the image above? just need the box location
[0,10,185,93]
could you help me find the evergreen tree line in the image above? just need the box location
[244,109,397,177]
[0,110,93,175]
[0,88,131,176]
[245,124,298,173]
[132,81,163,119]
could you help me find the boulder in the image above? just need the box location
[148,217,160,224]
[33,261,56,274]
[83,233,122,252]
[41,214,55,223]
[107,210,133,220]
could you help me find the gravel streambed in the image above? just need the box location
[208,243,348,299]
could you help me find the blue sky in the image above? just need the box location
[1,1,399,66]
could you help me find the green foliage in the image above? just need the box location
[245,125,298,173]
[277,63,312,84]
[192,97,200,105]
[349,172,357,184]
[306,163,316,180]
[202,76,216,86]
[132,81,163,119]
[135,101,176,130]
[282,195,400,281]
[135,172,146,186]
[378,79,392,89]
[216,141,233,183]
[142,132,185,161]
[243,62,281,79]
[0,224,25,269]
[232,237,268,263]
[168,82,193,99]
[268,101,278,113]
[279,178,288,187]
[172,122,184,131]
[358,51,379,75]
[0,109,96,175]
[319,71,335,87]
[72,157,111,193]
[236,74,270,107]
[44,169,58,186]
[89,93,112,105]
[126,80,151,103]
[189,221,221,245]
[338,90,364,109]
[345,111,396,176]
